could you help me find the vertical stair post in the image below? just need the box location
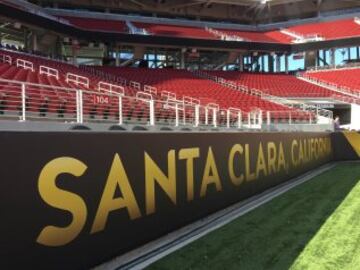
[21,83,26,121]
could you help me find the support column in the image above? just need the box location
[330,48,336,67]
[56,36,62,59]
[72,40,79,66]
[134,45,146,65]
[23,29,29,51]
[261,55,265,72]
[285,54,289,74]
[253,54,260,72]
[268,54,274,73]
[275,54,281,73]
[180,48,185,69]
[323,49,327,65]
[72,49,78,66]
[316,50,320,67]
[32,33,38,52]
[115,45,121,67]
[305,51,317,69]
[249,55,253,72]
[101,43,108,60]
[238,54,244,72]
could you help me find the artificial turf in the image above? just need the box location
[147,162,360,270]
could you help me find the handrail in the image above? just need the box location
[0,54,12,65]
[16,58,34,71]
[39,65,59,79]
[98,81,124,95]
[136,91,153,101]
[1,47,69,66]
[130,81,141,90]
[0,78,330,128]
[206,103,220,110]
[144,85,157,95]
[66,73,89,87]
[193,70,334,122]
[0,77,121,97]
[183,96,200,105]
[161,90,176,101]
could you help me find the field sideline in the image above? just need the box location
[147,162,360,270]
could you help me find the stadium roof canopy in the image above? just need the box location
[29,0,360,24]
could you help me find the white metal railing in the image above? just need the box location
[298,73,360,103]
[0,54,12,65]
[130,81,141,90]
[280,29,324,43]
[207,103,220,110]
[1,47,69,66]
[39,65,59,79]
[16,58,34,71]
[354,17,360,26]
[226,108,242,129]
[307,62,360,72]
[266,110,315,125]
[144,85,157,95]
[183,96,200,105]
[205,26,246,42]
[136,91,153,101]
[98,81,124,95]
[194,70,334,123]
[204,105,218,127]
[0,78,331,129]
[126,20,149,35]
[161,90,176,101]
[66,73,89,88]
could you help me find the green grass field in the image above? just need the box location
[148,162,360,270]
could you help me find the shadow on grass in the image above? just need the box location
[147,163,360,270]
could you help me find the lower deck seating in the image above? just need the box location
[0,51,144,121]
[207,71,340,98]
[0,49,312,124]
[305,68,360,95]
[94,67,297,113]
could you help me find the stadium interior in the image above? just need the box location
[1,0,360,131]
[2,1,360,269]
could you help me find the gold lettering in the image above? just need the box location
[228,144,244,186]
[179,148,200,201]
[278,142,286,171]
[145,150,176,215]
[245,144,256,181]
[267,142,277,174]
[256,143,268,178]
[200,147,222,197]
[91,154,141,234]
[36,157,87,247]
[291,140,298,167]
